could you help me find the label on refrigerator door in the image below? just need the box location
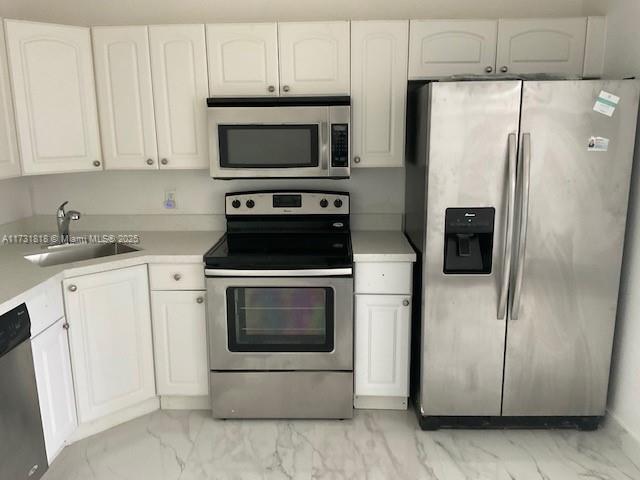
[588,136,610,152]
[593,91,620,117]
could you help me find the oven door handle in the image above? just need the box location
[205,268,353,277]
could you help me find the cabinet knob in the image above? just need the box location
[196,296,204,304]
[93,160,101,167]
[500,66,508,73]
[173,273,182,281]
[353,156,361,164]
[403,299,410,307]
[268,85,276,93]
[146,158,154,166]
[282,85,290,93]
[63,322,70,330]
[485,66,494,73]
[68,284,78,292]
[161,158,169,165]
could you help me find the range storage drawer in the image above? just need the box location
[354,262,413,295]
[149,264,205,291]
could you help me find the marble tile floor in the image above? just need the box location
[42,408,640,480]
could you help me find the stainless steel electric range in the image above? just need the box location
[204,191,354,419]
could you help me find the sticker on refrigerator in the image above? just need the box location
[593,91,620,117]
[588,136,609,152]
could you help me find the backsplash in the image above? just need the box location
[0,177,32,225]
[25,168,405,231]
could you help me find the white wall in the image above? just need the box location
[0,177,32,225]
[589,0,640,442]
[27,168,404,217]
[0,0,589,26]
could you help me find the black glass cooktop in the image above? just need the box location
[204,232,353,269]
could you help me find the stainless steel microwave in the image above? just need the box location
[207,97,350,179]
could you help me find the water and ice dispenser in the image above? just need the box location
[443,208,495,274]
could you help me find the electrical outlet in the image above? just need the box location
[164,190,177,209]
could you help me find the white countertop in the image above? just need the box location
[0,231,224,313]
[0,229,416,314]
[351,231,416,263]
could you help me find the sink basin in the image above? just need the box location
[24,242,139,267]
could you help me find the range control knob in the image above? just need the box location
[334,199,343,208]
[320,199,329,208]
[246,199,255,209]
[232,199,241,209]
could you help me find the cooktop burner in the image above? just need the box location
[204,191,352,270]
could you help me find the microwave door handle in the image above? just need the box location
[320,122,329,170]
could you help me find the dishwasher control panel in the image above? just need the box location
[0,303,31,357]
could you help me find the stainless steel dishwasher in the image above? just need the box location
[0,303,48,479]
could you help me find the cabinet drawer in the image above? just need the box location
[355,262,412,295]
[149,264,205,290]
[28,278,65,338]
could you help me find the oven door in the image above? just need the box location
[206,273,353,371]
[209,105,349,179]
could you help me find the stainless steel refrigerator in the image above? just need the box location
[404,79,640,430]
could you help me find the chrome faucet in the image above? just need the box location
[56,201,81,243]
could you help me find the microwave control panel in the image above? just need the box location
[331,124,349,168]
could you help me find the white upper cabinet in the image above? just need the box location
[409,20,498,78]
[151,290,209,396]
[207,23,279,97]
[278,21,350,96]
[64,265,155,423]
[5,20,102,175]
[149,24,209,169]
[351,21,408,168]
[32,317,77,463]
[0,20,21,180]
[583,16,606,78]
[92,26,158,170]
[496,18,587,75]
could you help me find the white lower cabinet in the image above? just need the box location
[151,290,208,396]
[32,317,77,463]
[355,295,411,408]
[63,265,156,423]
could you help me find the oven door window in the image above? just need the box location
[218,125,319,169]
[226,287,334,352]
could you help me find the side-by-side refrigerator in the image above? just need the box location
[404,79,640,430]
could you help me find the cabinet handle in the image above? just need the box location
[282,85,290,93]
[93,160,101,167]
[68,284,77,292]
[500,66,508,73]
[63,322,70,330]
[173,273,182,281]
[146,158,154,166]
[403,299,410,307]
[161,158,169,165]
[268,85,276,93]
[353,156,361,164]
[196,296,204,304]
[485,66,494,73]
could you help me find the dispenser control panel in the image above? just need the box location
[443,208,495,275]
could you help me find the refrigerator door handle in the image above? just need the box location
[497,133,518,320]
[511,132,532,320]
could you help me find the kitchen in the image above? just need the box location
[0,0,639,479]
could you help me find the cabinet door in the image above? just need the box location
[5,20,102,175]
[496,18,587,75]
[408,20,498,78]
[355,295,411,397]
[151,291,208,396]
[64,265,155,423]
[207,23,279,97]
[278,21,350,96]
[351,21,408,168]
[32,317,77,463]
[149,25,209,169]
[0,19,21,180]
[93,26,158,170]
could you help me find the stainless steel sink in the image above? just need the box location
[24,242,139,267]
